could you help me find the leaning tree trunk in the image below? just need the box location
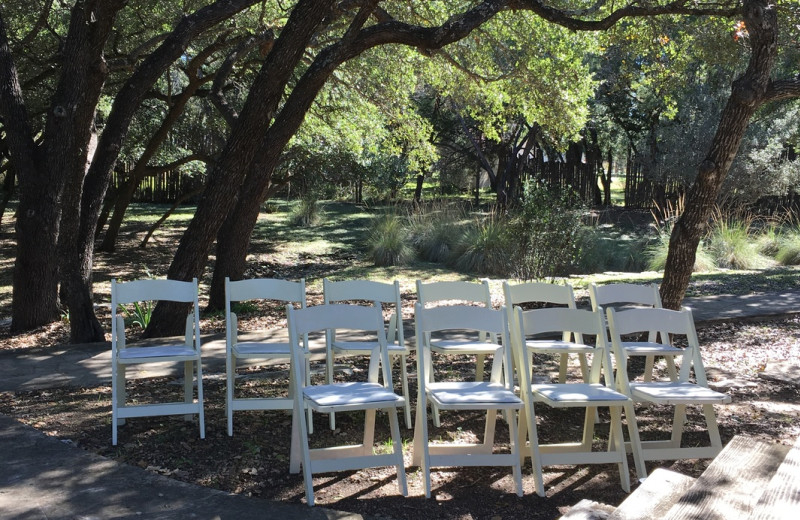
[146,0,338,337]
[661,0,778,310]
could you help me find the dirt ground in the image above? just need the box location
[1,315,799,520]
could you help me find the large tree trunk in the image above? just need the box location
[60,0,259,341]
[55,2,124,343]
[661,0,778,310]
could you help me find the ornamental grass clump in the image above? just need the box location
[366,212,413,266]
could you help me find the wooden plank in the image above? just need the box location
[751,435,800,520]
[609,468,696,520]
[663,436,790,520]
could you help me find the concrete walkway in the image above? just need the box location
[1,289,799,519]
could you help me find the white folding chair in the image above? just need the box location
[287,304,407,507]
[503,281,590,383]
[416,279,497,427]
[606,307,731,466]
[322,278,411,429]
[589,283,680,381]
[510,306,646,496]
[110,278,204,446]
[225,277,307,436]
[412,303,524,498]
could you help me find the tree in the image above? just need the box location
[0,0,262,340]
[660,0,800,309]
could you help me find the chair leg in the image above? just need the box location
[476,353,486,381]
[289,401,303,474]
[670,404,688,448]
[508,409,523,497]
[522,403,545,496]
[580,407,597,451]
[327,350,336,431]
[399,354,412,429]
[183,361,193,421]
[196,359,205,439]
[226,356,235,437]
[643,355,656,382]
[665,356,678,381]
[558,353,568,383]
[362,409,377,456]
[703,404,724,453]
[609,407,631,493]
[623,402,647,480]
[412,399,432,498]
[387,408,408,497]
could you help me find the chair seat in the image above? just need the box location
[428,381,522,406]
[233,342,291,357]
[304,382,404,408]
[623,341,683,355]
[430,340,497,354]
[526,340,595,353]
[118,345,198,361]
[532,383,630,404]
[630,382,732,404]
[332,340,408,354]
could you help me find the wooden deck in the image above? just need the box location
[606,434,800,520]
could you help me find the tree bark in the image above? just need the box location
[0,10,60,330]
[660,0,780,310]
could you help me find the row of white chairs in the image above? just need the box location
[109,277,731,506]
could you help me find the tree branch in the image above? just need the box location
[763,77,800,104]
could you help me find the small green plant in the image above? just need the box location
[119,300,154,329]
[407,202,465,263]
[645,231,716,272]
[776,233,800,265]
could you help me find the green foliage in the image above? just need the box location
[505,181,584,281]
[119,301,153,329]
[776,235,800,266]
[366,212,413,267]
[450,213,509,276]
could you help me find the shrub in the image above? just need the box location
[505,181,584,281]
[366,212,413,266]
[776,229,800,265]
[576,228,651,273]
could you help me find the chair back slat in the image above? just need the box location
[112,278,197,305]
[226,277,305,304]
[517,307,603,337]
[416,279,491,307]
[503,281,576,308]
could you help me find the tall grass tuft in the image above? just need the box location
[450,212,509,276]
[407,203,465,263]
[645,232,716,272]
[366,212,413,266]
[708,212,771,269]
[289,197,322,227]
